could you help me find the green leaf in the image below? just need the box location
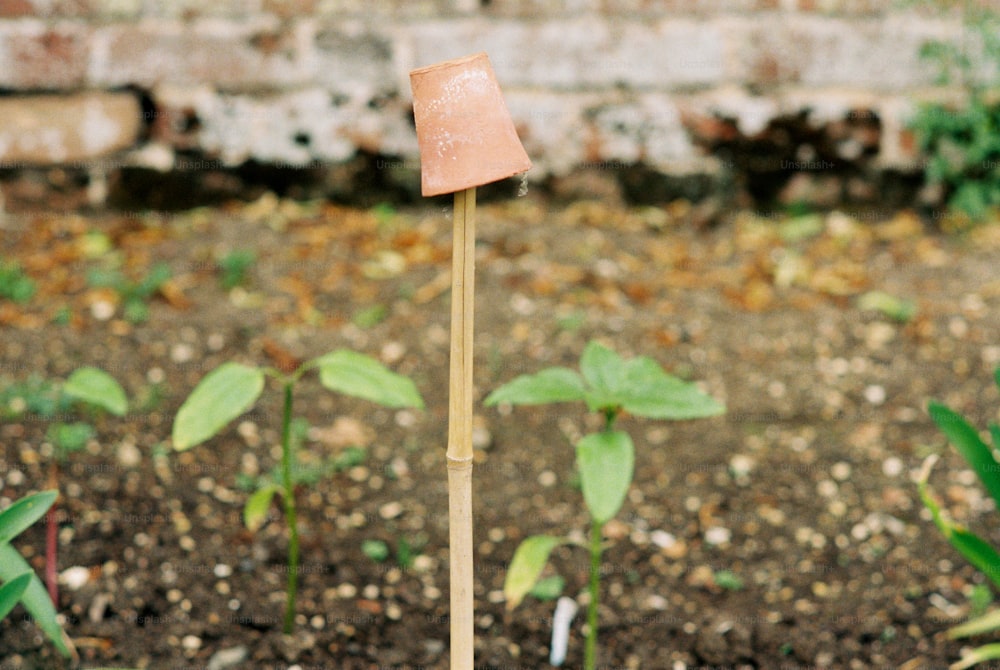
[994,366,1000,390]
[243,484,280,532]
[484,368,586,406]
[0,572,31,620]
[919,456,1000,590]
[172,363,265,451]
[47,422,95,455]
[504,535,563,610]
[949,608,1000,639]
[576,431,634,524]
[857,291,917,323]
[314,350,423,409]
[0,544,74,658]
[362,539,390,563]
[580,341,625,399]
[617,357,724,420]
[528,574,564,601]
[929,401,1000,509]
[0,490,57,546]
[63,367,128,416]
[950,643,1000,670]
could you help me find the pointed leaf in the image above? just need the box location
[929,401,1000,509]
[0,544,74,658]
[919,456,1000,590]
[504,535,563,610]
[0,572,31,620]
[244,484,280,532]
[577,431,634,524]
[484,368,586,406]
[950,643,1000,670]
[995,366,1000,390]
[63,367,127,416]
[579,341,625,398]
[172,363,265,451]
[618,357,725,420]
[949,608,1000,639]
[0,490,57,545]
[315,350,423,409]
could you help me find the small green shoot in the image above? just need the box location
[2,367,127,606]
[172,348,423,634]
[362,539,390,563]
[713,569,745,591]
[0,490,75,659]
[485,341,724,669]
[87,262,171,323]
[0,259,36,304]
[857,290,917,323]
[217,249,256,290]
[353,304,388,329]
[920,365,1000,669]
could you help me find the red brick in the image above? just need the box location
[0,93,141,166]
[89,20,308,90]
[0,22,90,88]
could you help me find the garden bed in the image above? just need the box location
[2,195,1000,668]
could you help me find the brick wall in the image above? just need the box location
[0,0,995,207]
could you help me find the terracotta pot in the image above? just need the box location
[410,52,531,197]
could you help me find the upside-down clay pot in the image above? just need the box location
[410,52,532,197]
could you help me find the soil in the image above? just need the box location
[2,194,1000,669]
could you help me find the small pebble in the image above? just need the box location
[863,384,886,405]
[538,470,557,487]
[60,566,91,591]
[181,635,202,652]
[883,457,903,477]
[207,333,225,351]
[817,480,838,497]
[379,501,403,520]
[214,564,233,578]
[336,583,357,599]
[91,300,115,321]
[650,530,676,549]
[116,441,142,467]
[207,645,249,670]
[831,462,852,481]
[704,527,731,545]
[171,343,195,363]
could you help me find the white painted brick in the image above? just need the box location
[407,16,725,90]
[156,85,416,166]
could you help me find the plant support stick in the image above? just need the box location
[409,51,532,670]
[447,187,476,669]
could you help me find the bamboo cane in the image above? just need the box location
[447,186,476,669]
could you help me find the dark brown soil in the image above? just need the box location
[2,195,1000,669]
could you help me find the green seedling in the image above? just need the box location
[0,258,36,304]
[1,368,127,605]
[857,290,917,323]
[713,569,745,592]
[0,490,76,660]
[172,349,423,634]
[485,341,724,669]
[362,539,391,563]
[87,262,171,323]
[217,249,256,290]
[918,365,1000,670]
